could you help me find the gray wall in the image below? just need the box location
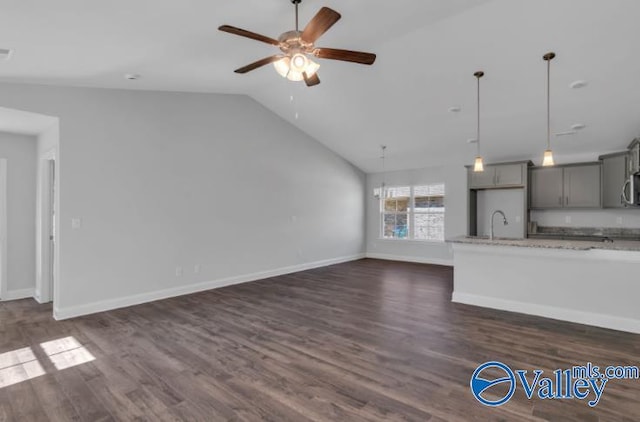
[476,189,525,239]
[366,164,467,265]
[0,83,365,316]
[0,132,37,294]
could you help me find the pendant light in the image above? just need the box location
[473,71,485,172]
[542,52,556,166]
[375,145,387,199]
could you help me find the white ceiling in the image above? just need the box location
[1,0,639,172]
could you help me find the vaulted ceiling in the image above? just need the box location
[1,0,639,172]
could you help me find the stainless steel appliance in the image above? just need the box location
[628,138,640,175]
[622,172,640,206]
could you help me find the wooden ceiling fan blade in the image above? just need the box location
[301,7,341,44]
[218,25,280,46]
[313,48,376,65]
[234,55,282,74]
[303,72,320,87]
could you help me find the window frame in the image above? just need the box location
[378,184,445,242]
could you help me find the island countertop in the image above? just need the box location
[447,235,640,252]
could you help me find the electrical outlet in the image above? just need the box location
[175,266,183,277]
[194,264,200,274]
[616,216,623,225]
[71,218,82,229]
[565,216,572,224]
[515,216,522,223]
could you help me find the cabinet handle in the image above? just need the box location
[558,196,562,205]
[565,196,568,206]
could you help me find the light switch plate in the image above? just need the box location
[71,218,82,229]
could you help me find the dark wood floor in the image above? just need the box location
[1,259,639,421]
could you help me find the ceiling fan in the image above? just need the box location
[218,0,376,87]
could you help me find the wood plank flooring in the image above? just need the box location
[1,258,639,421]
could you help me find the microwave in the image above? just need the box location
[628,139,640,175]
[622,173,640,206]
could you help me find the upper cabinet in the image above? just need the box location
[530,167,563,208]
[563,164,602,208]
[601,152,627,208]
[530,163,601,209]
[468,162,528,189]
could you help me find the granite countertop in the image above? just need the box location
[448,236,640,252]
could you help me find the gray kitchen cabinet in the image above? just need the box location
[601,152,627,208]
[530,163,601,209]
[495,164,524,186]
[469,167,496,188]
[468,162,526,189]
[530,167,564,208]
[563,164,601,208]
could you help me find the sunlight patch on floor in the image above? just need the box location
[0,347,46,388]
[0,336,96,389]
[40,336,96,370]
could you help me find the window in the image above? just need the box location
[378,184,445,241]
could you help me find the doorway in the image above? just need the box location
[0,159,7,300]
[37,150,56,303]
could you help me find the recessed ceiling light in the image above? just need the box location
[448,106,461,113]
[571,123,586,130]
[555,131,577,137]
[467,138,478,144]
[0,48,13,60]
[569,80,588,89]
[124,73,141,80]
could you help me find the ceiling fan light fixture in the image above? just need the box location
[219,2,375,87]
[274,54,319,81]
[291,53,308,71]
[274,57,291,78]
[286,69,305,82]
[304,58,320,76]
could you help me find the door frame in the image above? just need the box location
[0,159,7,300]
[36,148,56,304]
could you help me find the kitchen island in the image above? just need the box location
[449,236,640,334]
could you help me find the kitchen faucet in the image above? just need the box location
[490,210,508,240]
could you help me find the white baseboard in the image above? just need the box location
[54,253,365,320]
[452,292,640,335]
[1,288,34,301]
[365,252,453,267]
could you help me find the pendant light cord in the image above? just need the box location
[477,74,481,157]
[547,56,551,150]
[473,71,484,157]
[295,2,299,32]
[381,146,387,196]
